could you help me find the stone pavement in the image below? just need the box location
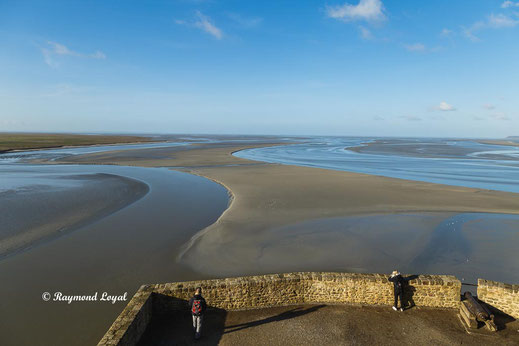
[138,304,519,345]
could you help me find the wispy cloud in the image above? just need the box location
[501,1,519,8]
[176,11,223,39]
[404,43,426,52]
[489,13,519,27]
[326,0,386,23]
[463,13,519,41]
[194,11,223,39]
[41,41,106,67]
[434,101,456,111]
[440,28,452,37]
[482,104,496,110]
[358,25,373,39]
[226,12,263,28]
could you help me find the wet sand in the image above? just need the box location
[0,172,148,258]
[477,139,519,147]
[57,142,519,279]
[178,162,519,277]
[58,141,290,167]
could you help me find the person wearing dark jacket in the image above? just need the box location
[189,287,207,340]
[388,270,405,311]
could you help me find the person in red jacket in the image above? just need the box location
[388,270,405,311]
[189,287,207,340]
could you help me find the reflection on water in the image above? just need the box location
[234,137,519,193]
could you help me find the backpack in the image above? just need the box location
[192,298,203,316]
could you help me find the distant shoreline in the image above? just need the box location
[0,133,156,154]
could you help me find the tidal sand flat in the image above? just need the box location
[58,140,291,167]
[4,138,518,345]
[53,140,519,283]
[178,162,519,278]
[0,170,148,257]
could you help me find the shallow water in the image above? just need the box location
[0,141,188,163]
[0,164,229,345]
[257,213,519,286]
[234,137,519,193]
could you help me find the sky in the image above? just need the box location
[0,0,518,137]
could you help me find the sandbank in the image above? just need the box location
[0,173,149,258]
[57,141,519,278]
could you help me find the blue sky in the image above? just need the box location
[1,0,518,137]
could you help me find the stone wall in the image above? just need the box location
[478,279,519,319]
[98,272,461,345]
[98,289,153,346]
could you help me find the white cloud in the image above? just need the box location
[461,22,484,42]
[227,13,263,28]
[404,43,426,52]
[483,104,496,110]
[326,0,386,23]
[501,1,519,8]
[488,13,519,27]
[41,41,106,67]
[463,13,519,41]
[41,48,58,68]
[176,11,223,39]
[194,11,223,39]
[435,101,456,111]
[90,51,106,59]
[440,28,452,37]
[359,25,373,39]
[48,41,78,56]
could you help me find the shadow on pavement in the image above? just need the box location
[137,302,325,345]
[224,305,325,334]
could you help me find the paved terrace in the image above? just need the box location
[138,304,519,345]
[98,272,519,345]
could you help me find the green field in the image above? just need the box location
[0,133,154,153]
